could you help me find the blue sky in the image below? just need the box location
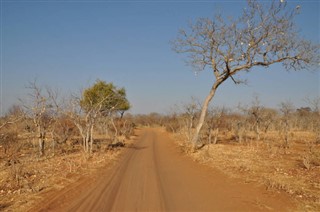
[1,0,319,115]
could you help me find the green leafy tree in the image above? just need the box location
[81,80,130,116]
[69,80,130,154]
[115,88,131,118]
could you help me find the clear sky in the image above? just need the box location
[1,0,319,115]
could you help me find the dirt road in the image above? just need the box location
[37,128,294,211]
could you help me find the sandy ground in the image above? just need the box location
[32,128,295,211]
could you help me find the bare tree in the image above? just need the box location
[279,100,294,148]
[172,0,319,149]
[22,81,59,156]
[182,98,200,142]
[235,104,250,143]
[305,97,320,115]
[248,96,263,141]
[305,97,320,144]
[243,96,279,142]
[0,105,24,130]
[205,106,227,145]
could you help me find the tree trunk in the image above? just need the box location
[213,128,219,144]
[208,128,212,144]
[82,136,86,152]
[38,126,45,156]
[104,119,109,138]
[192,81,221,149]
[111,117,118,140]
[120,111,125,119]
[89,125,94,154]
[39,137,45,156]
[85,130,90,153]
[256,124,260,141]
[50,131,55,156]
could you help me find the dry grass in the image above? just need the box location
[0,138,125,211]
[173,129,320,211]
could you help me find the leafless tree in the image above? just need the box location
[235,105,251,143]
[259,108,278,142]
[51,115,76,145]
[0,105,25,159]
[205,106,227,145]
[244,96,279,142]
[22,81,59,156]
[248,96,263,140]
[0,105,24,130]
[163,112,181,133]
[305,97,320,115]
[279,100,294,148]
[172,0,319,149]
[181,98,200,142]
[305,97,320,144]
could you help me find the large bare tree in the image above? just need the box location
[172,0,319,148]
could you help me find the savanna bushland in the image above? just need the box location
[1,0,319,211]
[135,95,320,210]
[0,79,134,210]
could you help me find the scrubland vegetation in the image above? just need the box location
[0,79,135,211]
[1,0,319,211]
[0,81,319,211]
[134,96,320,210]
[167,0,320,208]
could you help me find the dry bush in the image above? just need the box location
[7,163,24,188]
[167,102,320,209]
[172,131,194,154]
[302,154,312,170]
[165,97,320,210]
[108,118,135,140]
[132,113,163,127]
[52,117,78,144]
[164,118,181,133]
[0,131,22,161]
[119,119,135,139]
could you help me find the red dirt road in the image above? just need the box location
[36,128,294,211]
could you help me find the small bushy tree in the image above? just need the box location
[69,80,130,154]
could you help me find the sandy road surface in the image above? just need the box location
[37,128,294,211]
